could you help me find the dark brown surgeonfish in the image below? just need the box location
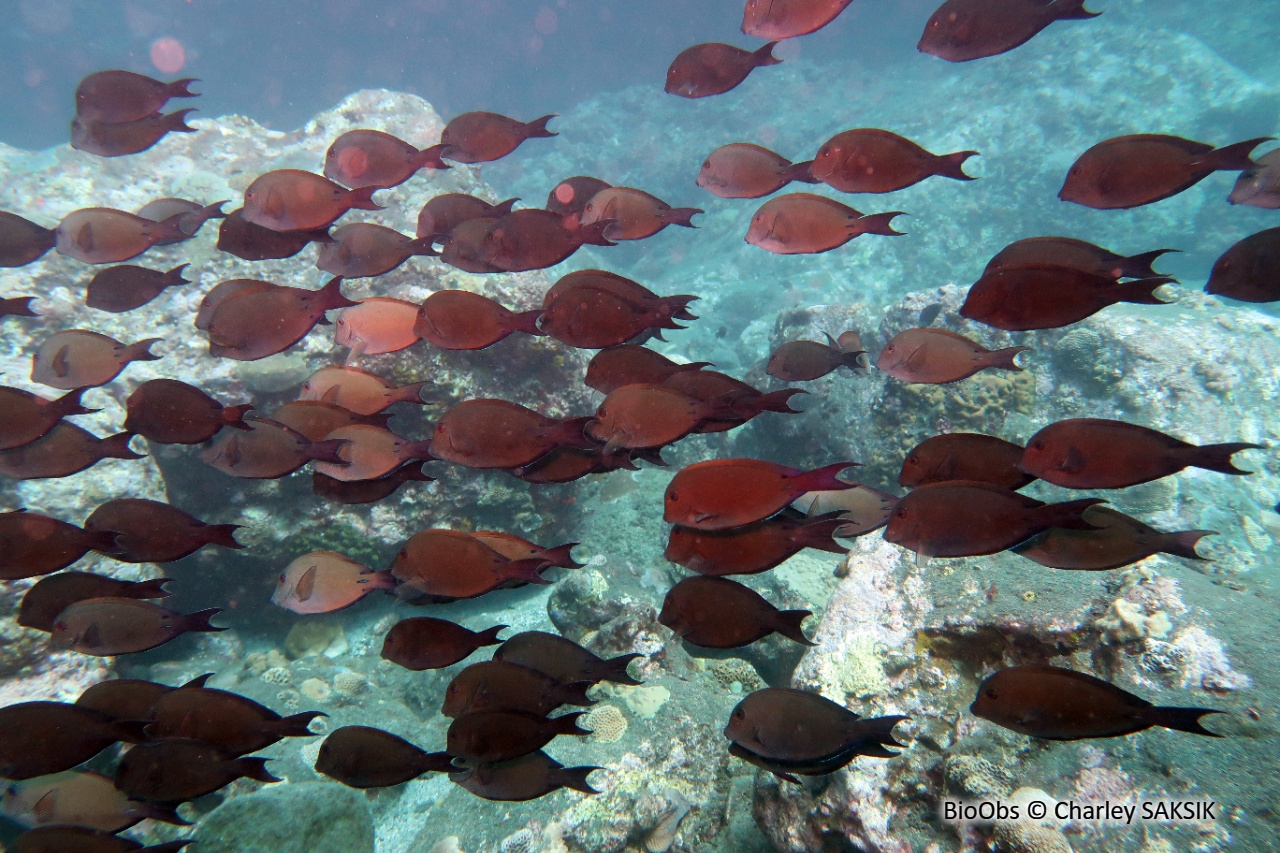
[1228,148,1280,208]
[416,194,518,243]
[587,383,736,452]
[0,385,96,451]
[56,208,186,264]
[114,738,278,803]
[983,237,1176,281]
[697,142,816,199]
[767,333,866,381]
[960,265,1173,331]
[545,175,612,224]
[1019,418,1261,489]
[918,0,1100,62]
[85,264,190,312]
[1,510,117,581]
[586,346,709,394]
[439,215,506,273]
[876,328,1027,384]
[50,598,224,656]
[136,197,227,244]
[75,70,198,123]
[1060,134,1270,209]
[71,109,198,157]
[482,208,613,272]
[1,295,38,318]
[665,510,848,576]
[898,432,1035,490]
[440,111,557,163]
[316,222,437,278]
[125,378,253,444]
[313,462,434,505]
[0,211,58,266]
[810,129,978,193]
[12,825,193,853]
[316,725,454,788]
[509,444,651,485]
[1206,227,1280,303]
[665,41,781,99]
[242,169,381,231]
[32,330,162,390]
[447,710,590,763]
[430,399,592,470]
[742,0,854,39]
[441,661,594,718]
[19,573,171,632]
[795,481,899,538]
[884,480,1103,560]
[202,417,347,479]
[391,528,550,603]
[472,532,582,590]
[381,617,506,671]
[664,458,856,531]
[1012,505,1215,571]
[216,208,332,261]
[539,281,696,350]
[746,193,905,254]
[972,665,1223,740]
[449,750,600,802]
[578,186,702,241]
[75,674,212,725]
[0,423,142,480]
[205,276,357,360]
[0,701,145,779]
[494,631,643,687]
[324,129,449,189]
[84,498,243,563]
[660,575,816,648]
[146,686,325,756]
[0,770,186,832]
[415,289,542,350]
[300,365,428,415]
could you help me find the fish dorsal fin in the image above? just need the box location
[51,344,71,378]
[295,565,318,601]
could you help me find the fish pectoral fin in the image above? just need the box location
[903,343,928,371]
[295,565,318,601]
[81,621,104,650]
[32,790,59,822]
[1059,446,1087,473]
[50,344,71,378]
[694,512,718,523]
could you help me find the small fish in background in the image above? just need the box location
[1012,505,1215,571]
[579,186,702,241]
[71,108,198,157]
[1060,134,1271,209]
[441,660,594,718]
[311,424,434,482]
[918,0,1100,62]
[494,630,642,686]
[0,510,118,580]
[962,265,1174,331]
[0,423,142,481]
[125,378,253,445]
[204,276,357,361]
[450,750,601,801]
[659,575,816,648]
[201,417,347,480]
[665,509,849,576]
[898,433,1035,490]
[12,825,194,852]
[438,111,557,164]
[416,193,518,243]
[1228,148,1280,208]
[971,665,1224,739]
[446,709,590,764]
[324,129,449,189]
[56,207,187,264]
[32,330,162,390]
[18,573,172,633]
[429,399,592,470]
[391,529,552,604]
[697,142,817,199]
[440,216,506,273]
[334,296,422,357]
[1019,418,1262,489]
[983,237,1177,280]
[414,290,542,351]
[85,263,190,313]
[1206,227,1280,304]
[746,193,904,254]
[917,302,943,326]
[810,129,978,193]
[115,739,279,804]
[50,598,224,656]
[665,41,781,99]
[0,295,38,319]
[545,175,612,225]
[74,70,198,123]
[84,498,242,563]
[767,332,866,381]
[313,461,434,505]
[0,211,57,267]
[147,685,325,756]
[381,617,506,671]
[664,458,857,531]
[216,208,332,261]
[741,0,855,39]
[271,400,392,443]
[315,725,454,788]
[482,208,614,272]
[317,222,438,279]
[0,770,186,831]
[299,365,428,415]
[241,169,382,232]
[0,385,97,451]
[135,197,227,244]
[875,328,1028,384]
[272,551,395,615]
[795,480,898,538]
[511,445,652,485]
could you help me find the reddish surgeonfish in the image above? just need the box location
[0,211,57,267]
[811,129,977,193]
[1019,418,1260,489]
[416,194,518,243]
[767,333,866,381]
[75,70,198,123]
[242,169,381,231]
[201,417,347,479]
[494,631,640,687]
[746,193,904,254]
[984,237,1175,280]
[918,0,1100,62]
[960,266,1173,331]
[697,143,816,199]
[659,576,815,648]
[663,369,804,433]
[1060,135,1269,210]
[579,187,702,241]
[381,617,506,671]
[51,597,223,656]
[441,216,506,273]
[666,510,848,576]
[325,129,449,189]
[587,383,734,451]
[32,330,160,390]
[0,423,141,480]
[1206,227,1280,303]
[18,573,171,633]
[899,433,1034,490]
[125,378,252,444]
[742,0,855,38]
[1229,148,1280,208]
[585,346,710,394]
[664,458,856,531]
[56,208,186,264]
[442,660,593,717]
[0,385,96,450]
[71,109,197,157]
[450,751,600,802]
[299,366,428,414]
[146,687,324,757]
[312,425,434,482]
[313,462,434,505]
[272,401,391,443]
[439,112,557,164]
[136,196,228,244]
[84,498,243,563]
[391,529,550,603]
[540,270,697,349]
[482,208,613,272]
[430,399,592,470]
[205,276,357,360]
[414,290,542,351]
[217,208,331,261]
[884,480,1102,559]
[1012,505,1214,571]
[317,222,437,278]
[316,726,453,789]
[272,551,395,614]
[85,263,190,313]
[665,42,781,99]
[545,176,612,223]
[335,297,422,355]
[509,444,649,484]
[0,770,184,831]
[0,510,117,580]
[876,328,1028,384]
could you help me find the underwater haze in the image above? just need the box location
[1,1,1279,853]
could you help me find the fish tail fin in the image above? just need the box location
[987,345,1031,371]
[183,673,215,688]
[535,542,583,569]
[278,710,327,737]
[180,607,225,634]
[551,415,596,450]
[408,236,440,257]
[504,556,555,586]
[167,77,200,98]
[774,609,816,646]
[753,41,783,66]
[1116,276,1177,305]
[180,201,228,236]
[204,523,245,551]
[1040,497,1109,530]
[397,381,430,405]
[662,207,703,228]
[800,516,851,555]
[554,680,597,708]
[306,437,351,465]
[52,386,99,417]
[853,211,907,236]
[146,841,198,853]
[783,159,819,184]
[318,275,358,310]
[587,652,644,686]
[553,711,593,737]
[557,765,603,795]
[508,308,545,337]
[937,150,979,180]
[792,461,860,492]
[757,387,808,414]
[123,337,164,363]
[414,143,450,171]
[1146,706,1225,737]
[1158,529,1216,560]
[367,569,399,592]
[524,114,559,139]
[162,107,198,134]
[1119,248,1177,279]
[111,719,152,744]
[665,294,700,321]
[576,218,617,246]
[86,528,123,554]
[474,624,507,646]
[494,197,521,215]
[5,296,38,315]
[403,461,435,482]
[137,801,191,826]
[1185,442,1264,475]
[100,431,144,460]
[222,403,255,430]
[857,714,910,752]
[345,185,384,211]
[1052,0,1102,19]
[237,756,281,784]
[404,439,436,463]
[135,576,175,597]
[1200,137,1273,172]
[164,263,192,286]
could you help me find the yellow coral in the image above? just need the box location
[582,704,628,744]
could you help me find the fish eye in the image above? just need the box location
[246,189,255,199]
[906,454,918,465]
[54,621,66,632]
[732,708,745,719]
[984,688,999,700]
[668,490,679,501]
[701,160,711,169]
[1030,439,1045,450]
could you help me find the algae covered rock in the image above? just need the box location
[194,781,374,853]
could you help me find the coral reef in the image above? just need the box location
[581,703,628,744]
